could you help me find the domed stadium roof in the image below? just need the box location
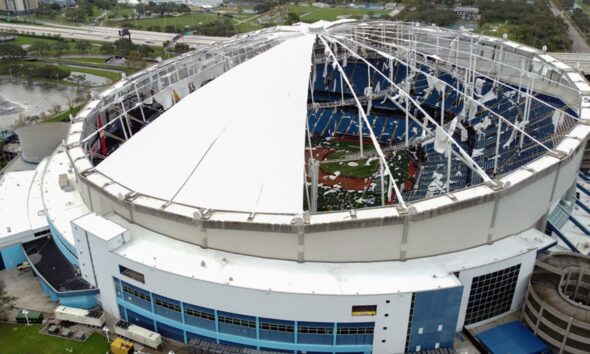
[90,20,584,217]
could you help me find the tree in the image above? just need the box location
[100,42,115,55]
[173,42,190,53]
[29,41,51,56]
[286,12,300,25]
[52,41,70,57]
[0,43,26,59]
[127,49,144,68]
[138,44,153,57]
[113,38,136,56]
[75,40,92,55]
[65,7,87,23]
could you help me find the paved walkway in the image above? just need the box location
[1,268,54,314]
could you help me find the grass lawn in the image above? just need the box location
[0,323,109,354]
[13,60,121,82]
[477,21,518,41]
[62,57,110,64]
[62,65,120,81]
[47,58,136,74]
[109,12,220,29]
[576,0,590,15]
[234,21,263,33]
[8,35,59,47]
[287,4,388,22]
[46,103,85,122]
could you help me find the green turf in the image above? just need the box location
[63,57,109,64]
[46,103,85,122]
[8,35,59,47]
[476,21,518,40]
[318,140,379,178]
[63,65,120,82]
[0,323,109,354]
[110,12,220,29]
[321,154,379,178]
[287,4,388,22]
[20,60,120,82]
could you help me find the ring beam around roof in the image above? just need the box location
[64,21,590,263]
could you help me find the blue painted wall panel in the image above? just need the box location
[0,243,27,269]
[156,321,185,342]
[114,277,372,353]
[47,219,78,265]
[408,286,463,351]
[126,308,156,331]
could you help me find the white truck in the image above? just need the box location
[54,306,105,327]
[114,320,162,349]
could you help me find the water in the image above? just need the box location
[0,78,85,129]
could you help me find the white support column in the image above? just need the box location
[380,159,385,206]
[494,119,502,174]
[405,96,409,148]
[119,116,129,141]
[441,86,445,126]
[359,110,364,157]
[446,144,452,193]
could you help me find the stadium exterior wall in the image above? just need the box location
[73,141,585,263]
[71,213,539,353]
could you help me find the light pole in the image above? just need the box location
[103,326,110,342]
[22,310,30,325]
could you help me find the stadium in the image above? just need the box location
[2,20,590,353]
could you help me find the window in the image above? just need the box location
[217,315,256,328]
[259,323,294,333]
[336,327,374,335]
[184,307,214,321]
[122,285,150,302]
[298,326,333,335]
[464,264,521,325]
[119,265,145,284]
[404,293,416,353]
[352,305,377,316]
[154,298,180,312]
[34,229,50,237]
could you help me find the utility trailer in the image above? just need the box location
[114,320,162,349]
[54,306,105,327]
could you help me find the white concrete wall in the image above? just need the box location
[76,218,413,353]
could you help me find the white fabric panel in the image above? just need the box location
[97,34,315,214]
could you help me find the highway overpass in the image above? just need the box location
[0,23,225,47]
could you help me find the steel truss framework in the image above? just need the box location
[66,21,584,222]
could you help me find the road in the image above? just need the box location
[548,0,590,53]
[0,22,226,48]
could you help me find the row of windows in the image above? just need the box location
[154,298,181,313]
[260,323,294,333]
[298,327,333,335]
[123,285,150,302]
[118,279,373,339]
[185,308,215,321]
[336,327,374,335]
[218,316,257,328]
